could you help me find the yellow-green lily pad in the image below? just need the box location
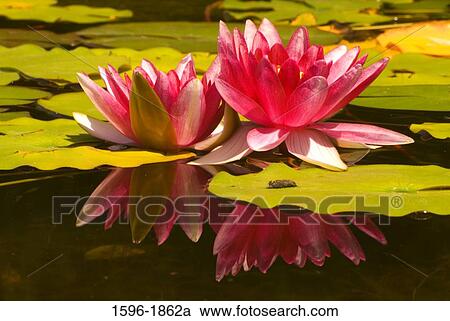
[38,92,105,120]
[79,22,340,52]
[0,0,132,24]
[0,85,51,106]
[0,117,194,170]
[208,163,450,216]
[0,71,19,85]
[410,123,450,139]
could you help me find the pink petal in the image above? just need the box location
[284,76,328,127]
[247,127,290,152]
[324,45,347,64]
[175,54,193,79]
[304,59,330,79]
[351,216,387,245]
[268,43,289,65]
[287,26,309,62]
[298,45,323,73]
[73,112,135,145]
[140,59,158,84]
[77,73,135,140]
[286,129,347,171]
[313,65,362,122]
[202,56,220,87]
[256,57,287,121]
[189,123,256,165]
[327,46,360,84]
[258,18,282,47]
[215,78,272,126]
[312,122,414,145]
[179,59,196,87]
[170,78,205,147]
[355,54,368,66]
[251,31,270,57]
[278,58,300,97]
[154,70,179,109]
[244,19,258,50]
[218,21,234,56]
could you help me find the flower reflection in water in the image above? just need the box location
[77,164,387,281]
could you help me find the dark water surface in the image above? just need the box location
[0,0,449,300]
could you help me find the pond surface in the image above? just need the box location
[0,0,449,300]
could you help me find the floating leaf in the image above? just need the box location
[79,22,340,52]
[0,110,30,120]
[208,163,450,216]
[373,53,450,86]
[0,0,132,24]
[0,71,19,85]
[0,86,50,106]
[0,45,214,84]
[0,117,194,170]
[377,21,450,57]
[0,28,81,48]
[352,85,450,111]
[38,92,105,120]
[410,123,450,139]
[222,0,391,26]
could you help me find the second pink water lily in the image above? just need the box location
[192,19,414,170]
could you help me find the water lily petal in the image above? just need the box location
[247,127,290,152]
[287,26,309,62]
[284,76,328,127]
[286,129,347,171]
[189,123,256,165]
[312,122,414,145]
[175,53,193,79]
[324,45,347,64]
[256,57,287,121]
[218,21,234,56]
[252,31,270,58]
[328,46,360,84]
[278,58,300,97]
[77,73,135,140]
[215,78,272,126]
[140,59,158,84]
[313,65,362,121]
[170,78,206,147]
[258,18,283,47]
[268,43,289,65]
[244,19,258,50]
[73,112,136,145]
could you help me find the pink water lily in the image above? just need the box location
[74,55,238,152]
[192,19,414,170]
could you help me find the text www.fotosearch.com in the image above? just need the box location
[198,304,339,317]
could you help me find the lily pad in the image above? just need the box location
[0,45,214,84]
[373,53,450,86]
[0,110,30,120]
[0,0,132,24]
[222,0,391,26]
[0,117,194,170]
[0,86,51,106]
[410,123,450,139]
[38,92,105,120]
[0,28,81,48]
[352,85,450,111]
[0,71,19,85]
[208,163,450,216]
[79,22,340,52]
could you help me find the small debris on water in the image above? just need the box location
[108,144,128,151]
[267,180,297,189]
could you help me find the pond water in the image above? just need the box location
[0,0,449,300]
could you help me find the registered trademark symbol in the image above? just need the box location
[391,196,403,208]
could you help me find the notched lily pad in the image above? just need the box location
[0,85,51,106]
[0,117,194,170]
[410,123,450,140]
[208,163,450,216]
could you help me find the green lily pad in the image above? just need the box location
[79,22,340,52]
[0,117,194,170]
[0,110,30,120]
[373,53,450,86]
[0,28,81,48]
[0,45,214,84]
[222,0,391,26]
[208,163,450,216]
[410,123,450,139]
[0,71,19,85]
[0,86,51,106]
[0,0,132,24]
[38,92,105,120]
[352,85,450,111]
